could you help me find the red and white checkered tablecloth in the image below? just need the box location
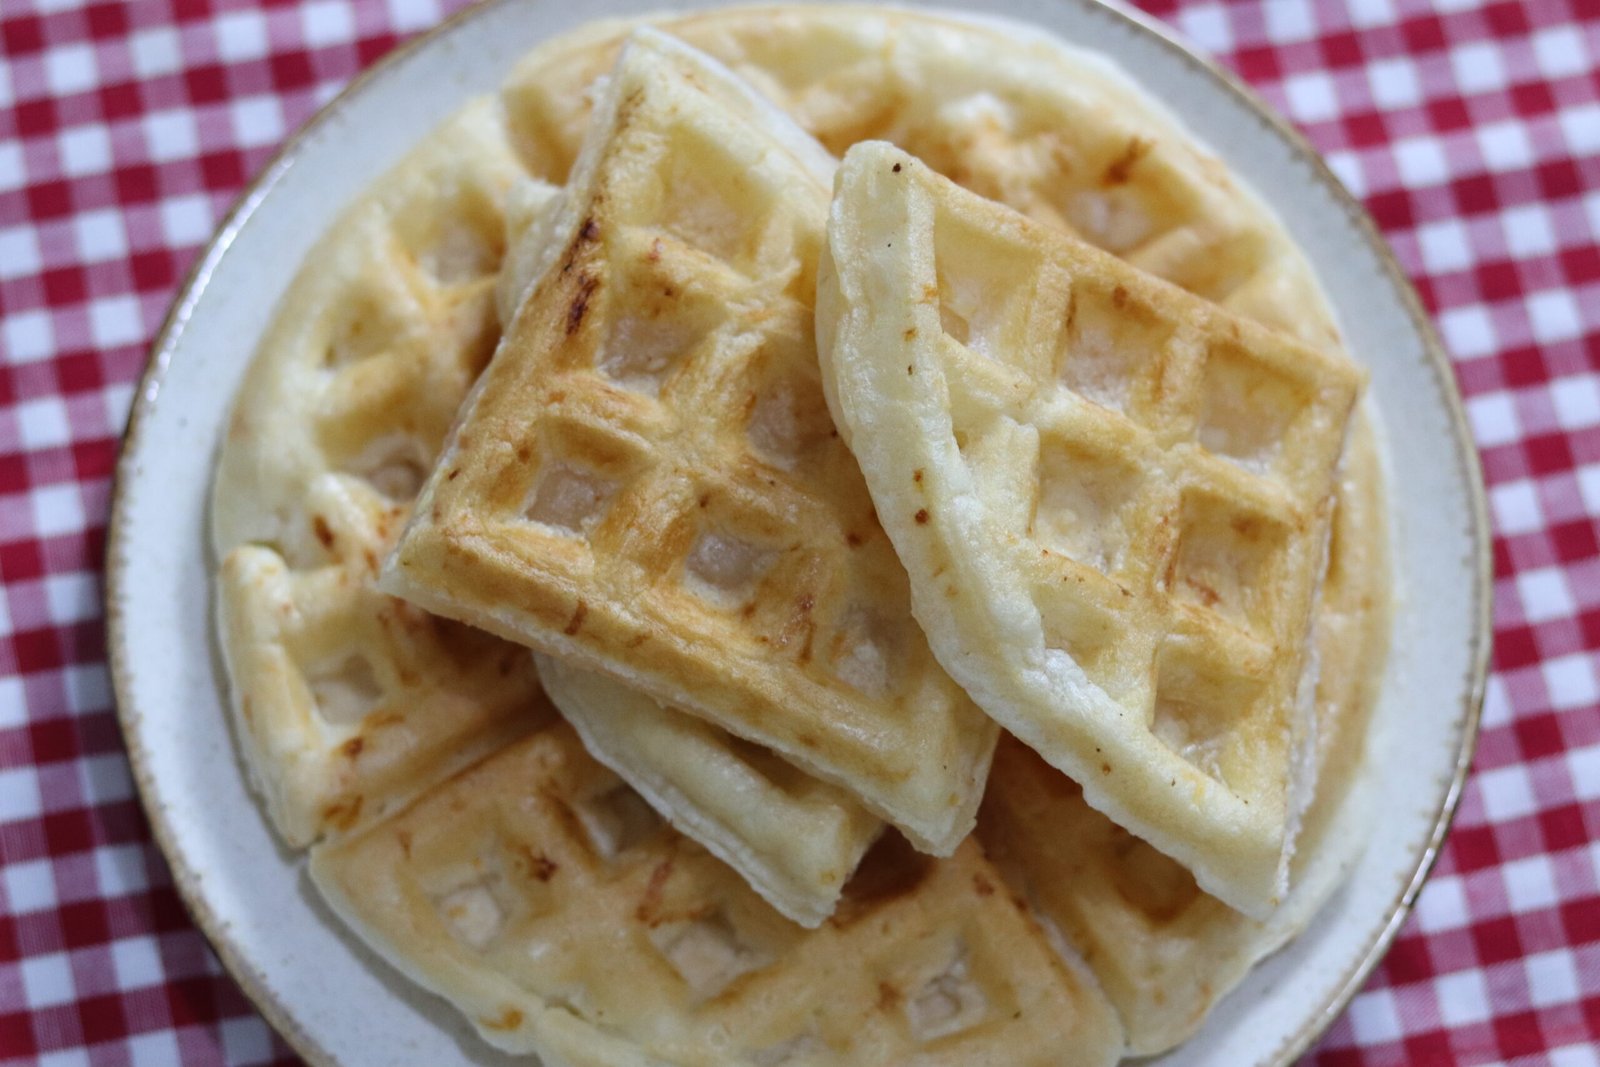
[0,0,1594,1062]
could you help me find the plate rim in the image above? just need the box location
[102,1,1493,1064]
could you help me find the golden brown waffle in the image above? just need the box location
[980,421,1390,1054]
[383,31,998,854]
[210,103,551,846]
[537,655,882,928]
[496,175,888,926]
[500,5,1343,353]
[309,721,1125,1066]
[817,142,1365,917]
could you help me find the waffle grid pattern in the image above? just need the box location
[2,0,1596,1064]
[917,169,1359,812]
[208,101,550,850]
[390,34,995,855]
[822,144,1362,914]
[310,723,1121,1065]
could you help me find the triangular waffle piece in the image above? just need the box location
[818,142,1365,916]
[980,422,1390,1053]
[310,722,1125,1066]
[383,32,998,853]
[538,655,882,928]
[496,155,885,928]
[210,103,551,846]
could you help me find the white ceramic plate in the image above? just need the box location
[106,0,1490,1063]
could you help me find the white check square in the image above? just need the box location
[32,483,87,538]
[1501,853,1560,912]
[1477,763,1537,823]
[1516,567,1576,625]
[303,0,356,48]
[1525,948,1580,1008]
[44,43,97,97]
[3,308,55,363]
[72,208,128,263]
[214,10,270,63]
[128,27,182,80]
[2,858,58,914]
[94,844,151,898]
[1347,990,1404,1044]
[0,226,42,281]
[1532,26,1587,81]
[88,295,143,350]
[1490,480,1541,537]
[110,937,165,990]
[1368,56,1420,109]
[1502,203,1555,259]
[1466,392,1518,448]
[1527,289,1583,345]
[1551,376,1600,432]
[17,395,72,451]
[1415,874,1470,933]
[1451,40,1507,95]
[19,951,75,1009]
[57,125,112,178]
[1435,967,1491,1026]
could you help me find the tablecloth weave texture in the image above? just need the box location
[1,0,1595,1064]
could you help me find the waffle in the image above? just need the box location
[495,170,888,927]
[980,419,1390,1054]
[537,655,882,928]
[817,142,1365,917]
[210,102,551,846]
[383,31,999,854]
[309,721,1125,1066]
[500,5,1343,353]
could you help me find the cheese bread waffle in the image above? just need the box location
[309,721,1125,1066]
[210,103,551,846]
[497,157,887,927]
[980,420,1390,1054]
[818,142,1365,917]
[383,31,999,854]
[537,655,882,928]
[489,170,889,926]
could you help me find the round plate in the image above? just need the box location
[106,0,1490,1063]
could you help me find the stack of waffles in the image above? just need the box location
[210,9,1390,1064]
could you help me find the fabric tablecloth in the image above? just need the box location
[1,0,1595,1063]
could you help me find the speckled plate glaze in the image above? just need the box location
[105,1,1490,1063]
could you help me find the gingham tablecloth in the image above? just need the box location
[0,0,1594,1063]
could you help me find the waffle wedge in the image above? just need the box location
[310,722,1125,1066]
[210,103,552,846]
[384,31,998,854]
[494,169,887,927]
[980,420,1390,1053]
[538,655,882,928]
[818,142,1365,917]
